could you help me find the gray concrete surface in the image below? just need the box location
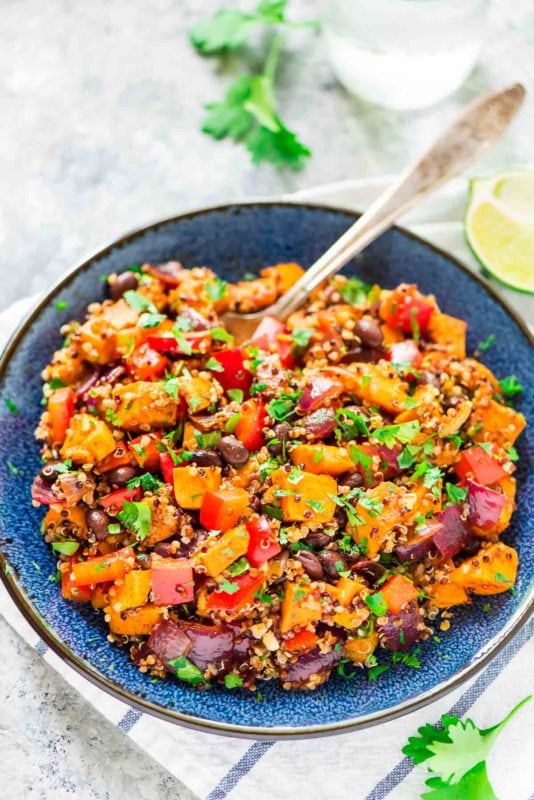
[1,1,534,798]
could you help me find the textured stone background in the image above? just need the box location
[1,1,534,797]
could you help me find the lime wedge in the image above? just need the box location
[465,170,534,294]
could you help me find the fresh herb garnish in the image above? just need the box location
[392,647,421,668]
[494,571,516,595]
[205,357,224,373]
[227,389,244,404]
[335,407,369,441]
[368,664,390,682]
[51,541,80,556]
[210,327,232,343]
[126,473,164,492]
[55,300,68,311]
[291,328,313,349]
[267,391,301,421]
[205,276,228,302]
[225,413,241,433]
[403,696,531,798]
[161,375,180,400]
[445,483,467,505]
[478,333,496,351]
[138,312,166,329]
[224,674,244,689]
[116,501,152,541]
[7,461,19,476]
[218,578,240,594]
[123,290,157,314]
[365,592,388,617]
[167,656,207,687]
[4,397,18,414]
[338,276,371,306]
[371,420,420,448]
[498,375,523,399]
[227,557,250,577]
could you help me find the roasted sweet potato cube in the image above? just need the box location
[179,375,218,413]
[172,465,222,509]
[345,632,379,663]
[271,468,337,523]
[470,398,526,448]
[108,569,152,612]
[450,542,518,595]
[144,495,181,546]
[427,312,467,359]
[350,482,415,557]
[280,582,322,633]
[113,381,179,430]
[61,413,116,465]
[106,603,163,635]
[290,444,354,476]
[197,526,249,577]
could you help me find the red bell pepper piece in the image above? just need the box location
[130,433,163,472]
[250,316,294,368]
[151,556,194,605]
[126,342,169,381]
[381,285,434,335]
[200,488,250,531]
[95,441,136,474]
[159,451,179,485]
[48,387,75,445]
[455,446,507,486]
[206,571,265,612]
[61,557,92,602]
[235,398,267,452]
[387,339,422,371]
[99,486,142,513]
[211,348,252,395]
[245,516,281,566]
[283,628,318,653]
[147,334,206,354]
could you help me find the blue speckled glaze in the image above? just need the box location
[0,203,532,737]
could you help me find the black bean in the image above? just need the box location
[417,370,440,389]
[109,271,139,301]
[39,462,61,484]
[355,318,384,348]
[267,423,290,456]
[297,551,324,581]
[217,435,250,467]
[190,449,223,468]
[107,465,139,487]
[352,559,386,585]
[338,470,363,490]
[319,551,347,582]
[303,530,331,550]
[86,509,111,540]
[341,345,385,364]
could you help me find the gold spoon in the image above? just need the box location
[221,83,525,342]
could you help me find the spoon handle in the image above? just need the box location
[272,83,525,319]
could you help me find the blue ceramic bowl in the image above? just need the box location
[0,202,532,738]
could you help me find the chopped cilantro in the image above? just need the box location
[195,430,221,449]
[205,357,224,373]
[126,473,164,492]
[291,328,313,349]
[138,312,166,328]
[338,276,371,305]
[7,461,19,476]
[227,389,244,404]
[368,664,390,681]
[51,541,80,556]
[392,647,421,668]
[335,407,369,441]
[205,277,228,301]
[167,656,207,687]
[123,290,157,314]
[262,502,283,521]
[250,381,268,395]
[494,572,516,595]
[227,557,250,577]
[107,523,121,535]
[361,375,371,389]
[307,499,324,513]
[210,327,232,342]
[506,445,519,463]
[224,674,244,689]
[267,391,301,421]
[161,375,180,399]
[478,333,496,351]
[498,375,523,399]
[225,413,241,433]
[365,592,388,616]
[116,501,152,541]
[4,397,18,414]
[445,483,467,505]
[55,300,68,311]
[218,578,240,594]
[48,377,66,390]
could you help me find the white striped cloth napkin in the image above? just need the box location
[1,177,532,800]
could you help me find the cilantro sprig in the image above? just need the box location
[191,1,318,170]
[116,501,152,541]
[403,696,531,798]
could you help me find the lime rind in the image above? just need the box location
[465,171,534,295]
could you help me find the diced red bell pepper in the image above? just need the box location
[130,433,163,472]
[200,488,250,531]
[126,343,169,381]
[245,516,281,566]
[159,451,179,485]
[211,348,253,396]
[151,556,194,605]
[71,547,136,587]
[380,285,434,335]
[95,441,136,474]
[61,557,93,602]
[48,387,75,445]
[387,339,422,371]
[147,334,207,354]
[250,316,294,368]
[455,446,507,486]
[235,398,267,452]
[99,486,142,513]
[206,571,265,612]
[283,628,318,653]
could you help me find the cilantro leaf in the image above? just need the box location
[365,592,388,616]
[51,541,80,556]
[478,334,496,352]
[190,0,288,55]
[205,276,228,302]
[403,696,531,792]
[267,391,301,421]
[138,312,166,329]
[445,483,467,505]
[224,674,244,689]
[498,375,523,399]
[123,290,157,314]
[371,420,420,448]
[167,656,207,687]
[117,501,152,541]
[338,276,372,305]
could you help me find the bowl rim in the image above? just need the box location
[0,199,532,740]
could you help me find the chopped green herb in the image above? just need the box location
[482,602,491,613]
[338,276,371,306]
[372,420,420,449]
[263,503,283,521]
[138,312,166,329]
[218,578,240,594]
[498,375,523,399]
[392,647,421,668]
[210,327,232,343]
[478,334,496,351]
[48,377,66,390]
[162,375,180,400]
[506,445,519,463]
[361,374,371,389]
[291,328,313,349]
[167,656,207,687]
[55,300,68,311]
[445,483,467,505]
[117,501,152,541]
[307,499,324,513]
[225,413,241,433]
[195,430,221,449]
[107,523,121,535]
[7,461,19,476]
[227,389,244,404]
[368,664,390,681]
[335,407,369,441]
[494,572,516,595]
[312,449,324,464]
[4,397,18,414]
[336,659,357,679]
[365,592,388,617]
[410,307,420,341]
[267,391,302,421]
[287,466,303,484]
[123,290,157,314]
[126,473,164,492]
[224,674,244,689]
[227,557,250,577]
[205,277,228,302]
[48,570,61,583]
[51,541,80,556]
[250,381,268,395]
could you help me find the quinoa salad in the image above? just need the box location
[32,260,526,691]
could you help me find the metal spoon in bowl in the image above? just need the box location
[221,83,525,342]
